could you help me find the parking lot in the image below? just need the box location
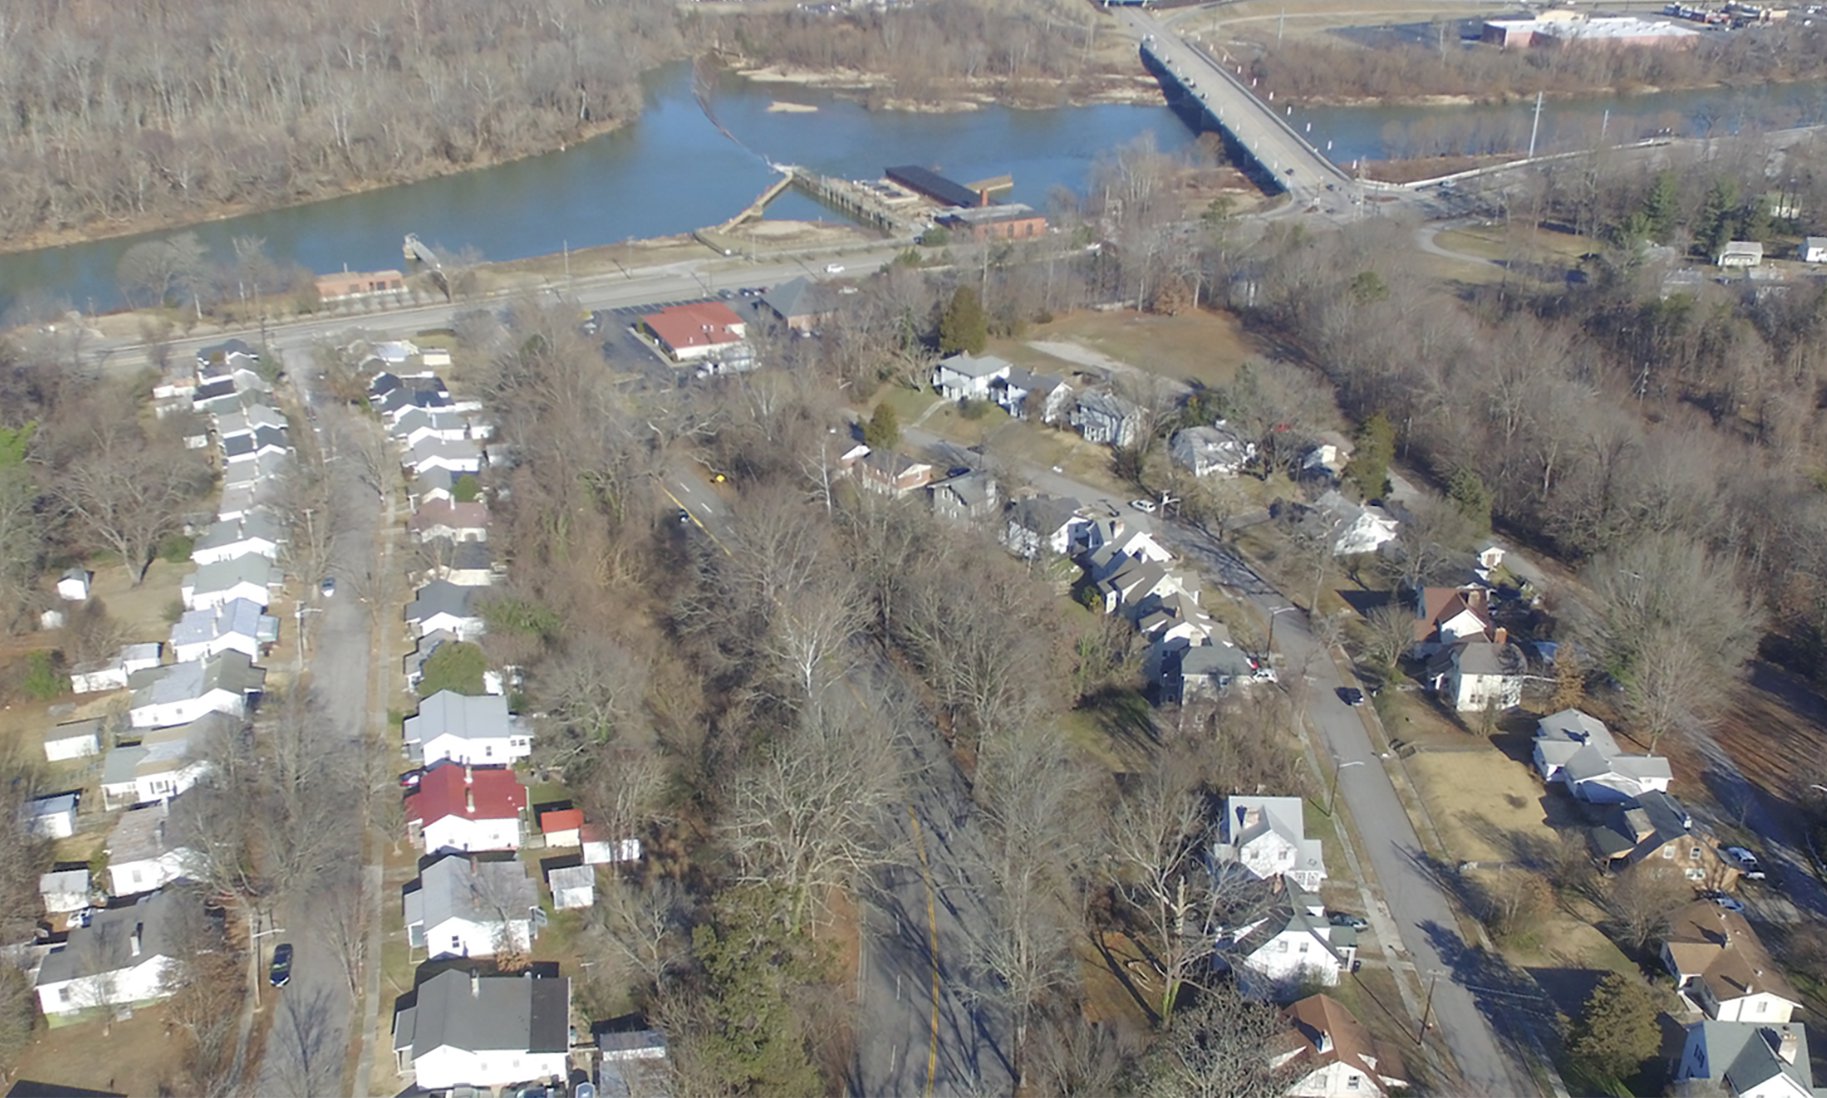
[588,290,775,387]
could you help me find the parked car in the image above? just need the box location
[398,769,424,789]
[1708,893,1746,914]
[1724,846,1766,880]
[1129,498,1158,514]
[825,263,845,274]
[1329,913,1370,931]
[319,576,336,598]
[269,943,294,988]
[1338,687,1366,707]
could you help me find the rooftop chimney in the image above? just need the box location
[470,970,481,998]
[465,765,474,786]
[1776,1028,1800,1065]
[129,922,143,958]
[1316,1030,1334,1055]
[1493,626,1509,646]
[466,788,476,814]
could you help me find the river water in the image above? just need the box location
[3,63,1823,313]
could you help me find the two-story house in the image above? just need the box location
[404,691,533,768]
[1662,902,1804,1023]
[1211,795,1328,892]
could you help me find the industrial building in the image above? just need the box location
[1481,12,1703,48]
[937,203,1049,243]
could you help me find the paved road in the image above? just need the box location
[255,367,390,1096]
[660,463,1014,1097]
[1126,9,1353,205]
[898,423,1539,1094]
[81,246,908,379]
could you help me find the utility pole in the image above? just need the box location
[1527,91,1544,159]
[1417,970,1441,1044]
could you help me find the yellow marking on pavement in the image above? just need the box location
[658,482,732,558]
[907,805,941,1097]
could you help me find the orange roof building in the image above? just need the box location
[642,302,747,362]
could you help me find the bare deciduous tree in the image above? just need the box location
[48,407,210,584]
[1137,986,1299,1098]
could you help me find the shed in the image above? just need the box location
[56,569,93,602]
[43,718,104,763]
[21,793,78,840]
[1715,241,1764,269]
[581,826,642,866]
[1802,237,1827,264]
[540,808,583,848]
[547,864,596,910]
[39,869,91,914]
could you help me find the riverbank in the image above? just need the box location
[0,114,638,260]
[734,62,1164,113]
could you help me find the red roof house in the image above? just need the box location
[405,763,527,853]
[642,302,747,362]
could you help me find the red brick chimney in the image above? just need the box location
[1493,626,1508,646]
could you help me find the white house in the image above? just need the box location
[406,581,487,642]
[404,691,532,768]
[35,891,185,1018]
[1801,237,1827,264]
[56,568,93,602]
[70,643,164,695]
[420,540,497,587]
[406,764,527,854]
[181,556,281,612]
[213,404,286,442]
[1308,490,1400,556]
[1674,1021,1814,1098]
[221,425,291,465]
[391,408,473,450]
[409,501,491,544]
[1663,902,1803,1024]
[403,854,538,960]
[1069,390,1145,449]
[1169,422,1256,478]
[1533,708,1672,804]
[127,652,264,730]
[405,437,485,477]
[101,713,231,809]
[169,598,279,663]
[105,801,201,897]
[21,793,78,840]
[1215,882,1354,999]
[189,512,284,566]
[990,367,1072,424]
[548,865,595,910]
[39,869,91,915]
[392,969,570,1092]
[1002,495,1093,560]
[1211,795,1327,892]
[42,718,104,763]
[1431,640,1526,712]
[931,351,1012,402]
[1276,994,1410,1098]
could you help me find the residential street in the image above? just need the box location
[902,420,1542,1095]
[255,371,392,1095]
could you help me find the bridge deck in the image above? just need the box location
[1130,12,1350,199]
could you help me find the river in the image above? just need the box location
[3,63,1823,314]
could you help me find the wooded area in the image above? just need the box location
[699,0,1118,107]
[1249,21,1827,106]
[0,0,681,247]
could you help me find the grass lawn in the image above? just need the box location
[872,384,941,429]
[1016,308,1259,391]
[1407,747,1557,866]
[13,1002,188,1091]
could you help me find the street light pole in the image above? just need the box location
[1327,759,1365,816]
[1417,969,1442,1044]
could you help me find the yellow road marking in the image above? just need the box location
[658,481,733,558]
[907,805,941,1097]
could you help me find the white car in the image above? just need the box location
[1710,894,1746,914]
[1129,499,1158,514]
[1724,847,1766,880]
[825,263,845,274]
